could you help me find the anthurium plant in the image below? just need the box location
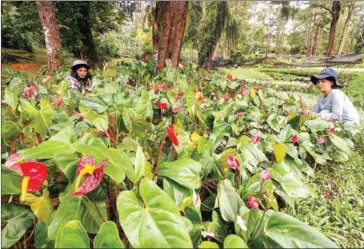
[1,60,355,248]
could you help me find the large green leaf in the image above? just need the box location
[203,211,228,243]
[224,235,249,248]
[55,220,90,248]
[79,104,108,131]
[116,178,193,248]
[1,204,34,248]
[80,96,107,113]
[48,193,107,239]
[241,144,267,172]
[1,166,21,194]
[163,177,193,210]
[93,221,125,248]
[2,120,22,141]
[329,134,351,156]
[74,145,136,183]
[21,140,70,160]
[200,241,219,248]
[264,212,338,248]
[5,86,18,111]
[157,158,202,189]
[134,145,152,181]
[35,221,53,249]
[217,179,242,222]
[20,99,53,138]
[54,150,79,181]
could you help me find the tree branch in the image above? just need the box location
[311,3,333,15]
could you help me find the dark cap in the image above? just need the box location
[71,59,90,70]
[311,68,341,87]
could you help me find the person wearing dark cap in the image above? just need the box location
[68,59,93,95]
[311,68,359,129]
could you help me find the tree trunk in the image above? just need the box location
[306,11,315,56]
[312,27,321,56]
[327,1,342,56]
[204,38,220,69]
[154,1,188,70]
[79,2,99,67]
[337,1,355,55]
[36,1,62,70]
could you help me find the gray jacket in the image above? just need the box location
[314,89,359,124]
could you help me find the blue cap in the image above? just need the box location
[311,68,341,87]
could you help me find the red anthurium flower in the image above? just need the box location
[22,83,38,100]
[172,104,182,113]
[19,161,47,201]
[251,135,261,144]
[103,130,113,141]
[241,88,248,96]
[179,61,185,66]
[260,169,271,181]
[315,136,325,144]
[235,112,244,119]
[177,92,184,98]
[222,94,230,103]
[152,84,160,92]
[227,156,240,170]
[156,101,168,110]
[166,125,179,146]
[72,156,108,196]
[74,111,86,119]
[227,73,233,80]
[143,55,150,62]
[55,96,64,108]
[5,152,23,174]
[291,134,299,143]
[247,195,259,209]
[326,127,335,136]
[253,87,260,92]
[107,113,115,120]
[160,82,168,91]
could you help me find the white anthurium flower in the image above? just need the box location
[201,231,215,238]
[193,190,201,208]
[237,216,247,231]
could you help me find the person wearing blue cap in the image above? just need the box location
[311,68,359,131]
[68,59,93,95]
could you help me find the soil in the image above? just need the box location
[4,63,43,72]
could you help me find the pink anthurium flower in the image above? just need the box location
[260,169,271,181]
[291,134,299,143]
[326,127,335,136]
[55,96,64,108]
[251,135,261,144]
[5,152,23,174]
[302,108,310,115]
[160,82,168,91]
[72,156,108,196]
[247,195,259,209]
[315,136,325,144]
[166,125,179,146]
[172,104,182,113]
[74,111,86,120]
[22,83,38,100]
[241,88,248,96]
[227,156,240,170]
[235,112,244,119]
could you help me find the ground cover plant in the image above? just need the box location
[2,59,361,249]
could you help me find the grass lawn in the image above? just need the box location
[221,67,271,79]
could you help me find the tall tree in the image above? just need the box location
[198,1,228,68]
[314,1,342,56]
[153,1,189,69]
[36,1,62,70]
[337,1,356,55]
